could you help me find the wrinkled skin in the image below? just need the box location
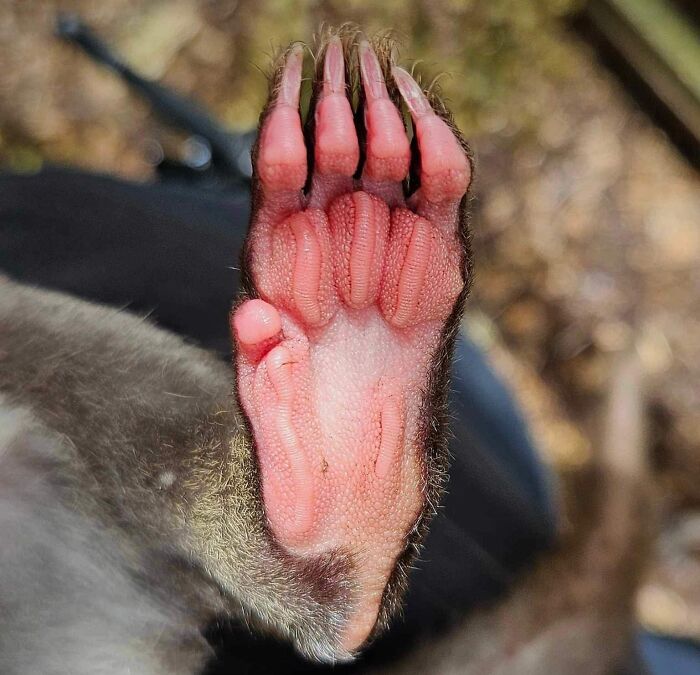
[232,32,472,649]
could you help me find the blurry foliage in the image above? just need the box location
[210,0,584,137]
[0,0,583,172]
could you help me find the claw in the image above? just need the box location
[359,39,389,101]
[322,36,345,97]
[359,40,410,185]
[278,43,304,108]
[392,66,470,206]
[257,45,307,193]
[390,66,433,118]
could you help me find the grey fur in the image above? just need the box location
[0,402,210,674]
[0,275,352,670]
[0,277,648,675]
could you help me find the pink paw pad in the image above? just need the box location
[381,209,463,327]
[328,191,389,309]
[258,344,316,539]
[254,210,336,328]
[234,36,471,652]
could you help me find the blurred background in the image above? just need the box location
[1,0,699,662]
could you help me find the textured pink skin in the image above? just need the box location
[315,40,359,177]
[258,45,307,193]
[233,41,470,651]
[234,298,281,345]
[360,41,411,185]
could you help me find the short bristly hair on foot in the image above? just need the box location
[236,26,473,651]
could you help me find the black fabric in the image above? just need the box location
[0,167,555,672]
[0,167,247,356]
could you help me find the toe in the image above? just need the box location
[256,45,307,209]
[232,299,283,362]
[359,40,410,203]
[392,66,471,220]
[314,36,359,178]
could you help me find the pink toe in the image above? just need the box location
[392,66,470,204]
[257,46,308,192]
[315,37,359,176]
[233,299,282,346]
[359,41,410,183]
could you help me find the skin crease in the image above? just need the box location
[234,30,470,650]
[0,25,648,675]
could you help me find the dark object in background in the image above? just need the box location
[56,12,255,184]
[0,168,245,357]
[574,0,700,166]
[0,167,554,672]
